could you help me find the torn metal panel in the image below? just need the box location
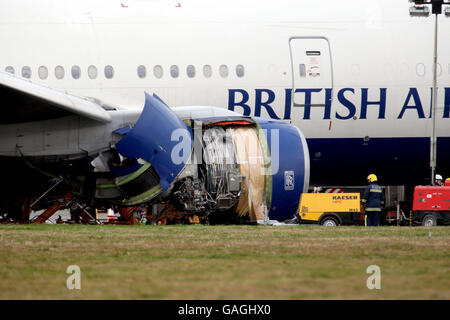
[115,93,193,191]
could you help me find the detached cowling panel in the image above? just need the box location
[115,93,193,191]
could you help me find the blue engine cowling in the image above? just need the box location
[256,118,310,221]
[101,92,310,222]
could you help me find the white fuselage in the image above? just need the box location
[1,0,449,184]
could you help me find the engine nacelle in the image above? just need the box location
[92,93,310,223]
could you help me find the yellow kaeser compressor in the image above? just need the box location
[298,193,364,226]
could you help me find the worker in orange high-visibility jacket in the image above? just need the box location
[362,174,385,226]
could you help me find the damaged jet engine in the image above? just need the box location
[90,93,309,223]
[0,87,309,224]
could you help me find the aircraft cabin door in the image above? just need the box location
[289,37,333,108]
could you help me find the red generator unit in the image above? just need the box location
[412,179,450,226]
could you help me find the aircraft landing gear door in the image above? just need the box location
[289,38,333,107]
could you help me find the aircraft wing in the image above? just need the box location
[0,71,112,124]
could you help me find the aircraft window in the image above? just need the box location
[154,65,163,78]
[299,64,306,77]
[71,65,81,79]
[203,65,212,78]
[219,64,228,78]
[38,66,48,80]
[5,66,14,74]
[21,66,31,79]
[55,66,65,79]
[88,65,98,79]
[170,65,179,78]
[236,64,245,78]
[104,65,114,79]
[416,63,425,77]
[137,65,146,78]
[186,65,195,78]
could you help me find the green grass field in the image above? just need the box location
[0,224,449,299]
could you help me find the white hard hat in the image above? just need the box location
[436,174,443,180]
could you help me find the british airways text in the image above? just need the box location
[228,88,450,120]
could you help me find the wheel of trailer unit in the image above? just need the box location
[320,216,339,227]
[422,214,437,227]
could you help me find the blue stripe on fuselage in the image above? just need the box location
[306,137,450,186]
